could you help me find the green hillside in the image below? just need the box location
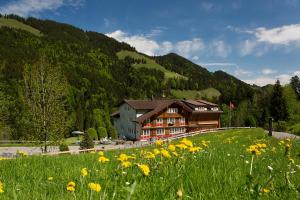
[283,85,300,135]
[117,50,187,79]
[0,17,41,36]
[171,88,221,101]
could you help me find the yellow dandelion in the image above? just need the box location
[138,164,150,176]
[98,151,104,156]
[155,140,163,146]
[0,157,7,161]
[117,154,128,162]
[262,188,270,194]
[172,151,179,157]
[121,161,132,168]
[48,177,54,181]
[144,152,156,159]
[189,146,202,153]
[98,156,110,163]
[88,183,101,192]
[160,149,171,158]
[66,181,76,192]
[153,148,160,155]
[0,182,4,193]
[81,168,88,177]
[176,143,188,150]
[181,138,193,147]
[168,144,176,152]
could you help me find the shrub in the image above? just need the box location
[59,142,69,152]
[98,127,107,139]
[79,132,94,150]
[274,121,288,132]
[87,128,98,140]
[108,126,118,139]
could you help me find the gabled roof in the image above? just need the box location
[110,111,120,117]
[124,99,173,110]
[134,100,193,123]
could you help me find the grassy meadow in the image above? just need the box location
[0,128,300,199]
[0,17,41,36]
[171,88,221,100]
[117,50,187,80]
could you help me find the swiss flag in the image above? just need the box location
[229,101,235,109]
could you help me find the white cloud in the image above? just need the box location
[239,39,257,56]
[262,68,277,75]
[175,38,205,58]
[210,40,231,58]
[106,30,160,56]
[234,68,252,76]
[243,76,276,86]
[243,70,300,86]
[0,0,84,17]
[254,24,300,45]
[106,30,206,57]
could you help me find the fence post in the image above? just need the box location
[268,117,273,136]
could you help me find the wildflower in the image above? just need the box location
[153,148,160,155]
[267,166,273,171]
[168,144,176,152]
[66,181,76,192]
[172,151,179,157]
[90,151,96,154]
[245,160,249,164]
[246,145,261,155]
[138,164,150,176]
[189,146,202,153]
[262,188,270,194]
[98,151,104,156]
[285,143,291,150]
[16,150,28,157]
[0,157,7,161]
[278,140,285,145]
[181,138,193,147]
[201,140,210,147]
[289,158,295,164]
[48,177,54,181]
[176,189,183,198]
[0,182,4,193]
[176,143,187,150]
[98,156,110,163]
[155,140,163,146]
[144,152,155,159]
[81,168,88,177]
[117,154,128,162]
[125,182,130,185]
[121,161,132,168]
[161,149,171,158]
[88,183,101,192]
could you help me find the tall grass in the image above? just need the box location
[0,128,299,199]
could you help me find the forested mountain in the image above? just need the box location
[1,14,295,140]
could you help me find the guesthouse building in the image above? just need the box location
[111,99,222,141]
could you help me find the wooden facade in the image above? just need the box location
[111,99,222,141]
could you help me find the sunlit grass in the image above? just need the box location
[0,128,299,199]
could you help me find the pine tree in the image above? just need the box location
[270,80,289,122]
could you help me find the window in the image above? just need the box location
[179,117,185,123]
[156,118,163,123]
[170,127,186,134]
[211,107,219,111]
[195,107,207,111]
[167,107,178,113]
[167,118,175,124]
[156,128,165,135]
[142,129,151,136]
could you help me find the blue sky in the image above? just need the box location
[1,0,300,86]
